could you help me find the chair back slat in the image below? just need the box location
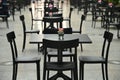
[79,14,86,33]
[20,15,26,32]
[6,31,18,61]
[102,31,113,61]
[43,39,79,49]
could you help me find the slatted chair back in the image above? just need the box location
[102,31,113,61]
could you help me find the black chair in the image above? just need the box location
[104,6,120,31]
[72,14,86,34]
[42,28,73,80]
[6,31,41,80]
[79,31,113,80]
[63,7,73,28]
[43,38,79,80]
[72,14,86,52]
[29,8,43,30]
[39,28,72,51]
[82,0,95,15]
[91,4,105,28]
[0,2,9,28]
[43,16,63,29]
[19,15,40,52]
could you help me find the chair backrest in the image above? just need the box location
[43,28,72,34]
[102,31,113,61]
[43,38,79,49]
[6,31,18,62]
[79,14,86,34]
[43,38,79,62]
[19,15,26,33]
[43,17,63,28]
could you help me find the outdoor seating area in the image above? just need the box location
[0,0,120,80]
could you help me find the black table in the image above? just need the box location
[30,34,92,50]
[30,34,92,79]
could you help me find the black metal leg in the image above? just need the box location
[12,64,15,80]
[81,64,84,80]
[80,43,83,52]
[5,17,9,28]
[47,56,51,80]
[69,20,71,28]
[14,64,18,80]
[38,44,40,52]
[74,68,78,80]
[94,20,96,28]
[117,28,120,38]
[22,33,26,52]
[102,64,105,80]
[91,18,94,27]
[37,62,40,80]
[79,62,81,80]
[31,19,33,30]
[105,63,108,80]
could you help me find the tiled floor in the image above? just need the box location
[0,0,120,80]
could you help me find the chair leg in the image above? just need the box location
[12,64,15,80]
[36,62,40,80]
[79,62,84,80]
[69,20,71,28]
[117,28,120,38]
[22,33,26,52]
[79,62,81,80]
[74,67,78,80]
[38,44,40,52]
[13,63,18,80]
[81,63,84,80]
[5,17,9,28]
[91,19,94,27]
[15,64,18,80]
[105,63,108,80]
[101,64,105,80]
[47,56,51,80]
[31,20,33,30]
[71,70,74,80]
[80,43,83,52]
[94,20,96,28]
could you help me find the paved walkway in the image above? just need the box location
[0,0,120,80]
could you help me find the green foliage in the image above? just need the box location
[108,0,119,4]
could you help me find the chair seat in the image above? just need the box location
[16,55,41,63]
[48,51,74,57]
[46,62,75,70]
[79,56,105,63]
[25,30,39,33]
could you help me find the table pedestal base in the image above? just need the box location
[49,72,71,80]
